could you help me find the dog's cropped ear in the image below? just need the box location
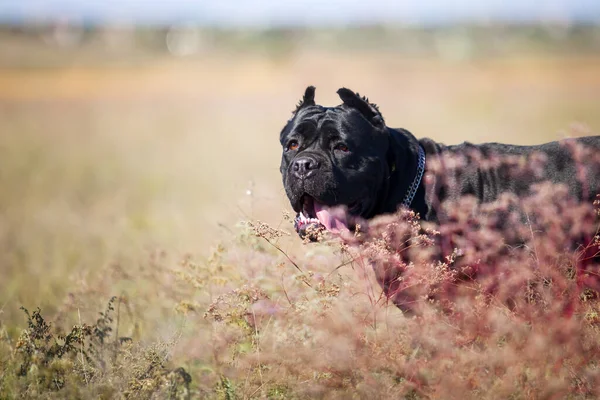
[337,88,384,128]
[294,86,316,113]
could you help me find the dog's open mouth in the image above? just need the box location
[294,195,360,240]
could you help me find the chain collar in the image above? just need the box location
[401,145,426,207]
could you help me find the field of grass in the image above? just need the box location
[1,29,600,398]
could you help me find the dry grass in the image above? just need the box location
[1,31,600,398]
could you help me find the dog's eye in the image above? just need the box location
[334,143,349,152]
[286,140,299,152]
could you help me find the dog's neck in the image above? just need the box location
[369,128,423,218]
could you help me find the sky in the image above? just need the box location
[0,0,599,27]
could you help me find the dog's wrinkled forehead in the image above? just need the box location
[281,106,342,142]
[290,105,341,124]
[282,107,367,146]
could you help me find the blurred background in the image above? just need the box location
[1,1,599,323]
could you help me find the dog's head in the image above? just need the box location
[279,86,395,239]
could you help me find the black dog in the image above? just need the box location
[279,86,600,239]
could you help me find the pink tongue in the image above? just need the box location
[314,201,349,233]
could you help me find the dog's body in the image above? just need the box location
[403,131,600,222]
[280,86,600,235]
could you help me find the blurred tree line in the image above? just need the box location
[1,22,599,67]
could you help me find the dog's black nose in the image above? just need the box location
[292,156,320,179]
